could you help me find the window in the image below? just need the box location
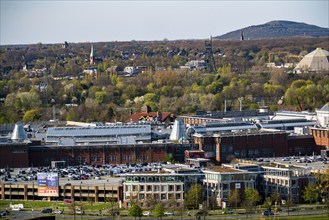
[91,156,96,162]
[161,185,167,191]
[125,185,131,191]
[161,193,166,200]
[112,155,116,161]
[133,185,138,191]
[154,185,159,192]
[139,194,145,200]
[147,185,152,191]
[176,185,181,191]
[97,156,102,162]
[122,155,126,161]
[176,193,181,199]
[154,194,159,200]
[222,191,228,199]
[140,185,145,192]
[169,185,174,191]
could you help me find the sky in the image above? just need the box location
[0,0,328,45]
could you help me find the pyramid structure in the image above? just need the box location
[11,123,27,142]
[295,48,329,72]
[169,119,188,141]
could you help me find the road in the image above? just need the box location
[5,208,328,220]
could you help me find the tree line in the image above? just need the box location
[0,37,328,123]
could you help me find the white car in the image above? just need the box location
[75,210,85,214]
[164,211,174,216]
[11,207,22,211]
[142,211,150,216]
[53,210,63,214]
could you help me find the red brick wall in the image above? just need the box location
[287,135,318,155]
[0,143,29,168]
[310,128,329,148]
[28,144,189,167]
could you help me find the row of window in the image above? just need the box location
[205,173,256,182]
[125,192,182,201]
[312,129,328,138]
[126,201,182,208]
[125,184,182,192]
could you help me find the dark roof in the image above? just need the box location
[129,112,173,122]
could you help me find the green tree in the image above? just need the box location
[128,204,143,220]
[185,184,203,209]
[23,109,42,122]
[95,91,108,105]
[303,183,319,204]
[153,203,164,220]
[271,190,281,205]
[263,197,272,210]
[164,154,175,164]
[243,188,261,215]
[228,189,240,210]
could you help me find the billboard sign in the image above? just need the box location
[37,172,59,197]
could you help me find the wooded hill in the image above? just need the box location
[216,20,329,40]
[0,37,328,123]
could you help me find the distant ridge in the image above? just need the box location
[215,20,329,40]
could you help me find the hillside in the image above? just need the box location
[215,20,329,40]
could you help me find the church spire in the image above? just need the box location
[90,44,94,65]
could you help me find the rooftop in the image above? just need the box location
[206,166,242,173]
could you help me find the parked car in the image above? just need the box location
[0,210,10,217]
[110,210,120,216]
[164,211,174,216]
[222,209,234,214]
[41,208,53,213]
[75,210,85,214]
[262,210,274,216]
[11,207,21,211]
[142,211,150,216]
[53,209,63,214]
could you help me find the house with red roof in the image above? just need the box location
[129,106,175,123]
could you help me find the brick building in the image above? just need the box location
[0,140,195,169]
[193,130,317,163]
[0,142,29,168]
[310,127,329,149]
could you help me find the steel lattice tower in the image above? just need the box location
[204,36,216,73]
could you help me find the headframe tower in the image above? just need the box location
[204,36,216,73]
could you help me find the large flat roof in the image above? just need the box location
[205,166,242,173]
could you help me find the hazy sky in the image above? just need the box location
[1,0,328,45]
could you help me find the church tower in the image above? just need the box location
[90,44,94,65]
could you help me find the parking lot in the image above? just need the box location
[250,155,328,171]
[0,162,171,187]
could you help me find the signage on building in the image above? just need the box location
[235,183,241,189]
[64,198,74,204]
[37,172,59,197]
